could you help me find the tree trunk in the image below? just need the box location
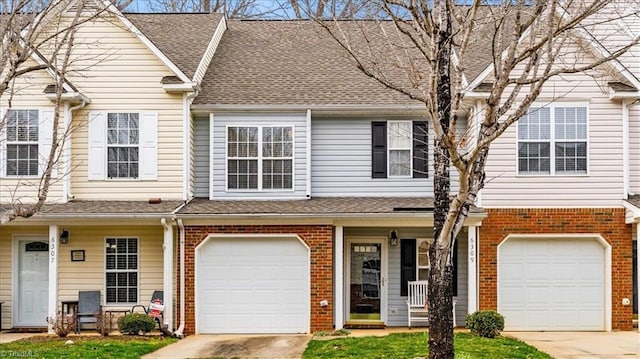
[428,2,455,359]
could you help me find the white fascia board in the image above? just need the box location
[622,200,640,224]
[609,91,640,100]
[190,104,427,116]
[44,92,91,104]
[162,82,198,92]
[193,17,227,85]
[101,0,191,83]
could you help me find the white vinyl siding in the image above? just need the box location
[65,14,185,200]
[211,113,307,199]
[311,118,440,196]
[88,111,157,180]
[482,69,623,207]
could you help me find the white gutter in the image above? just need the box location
[623,100,631,199]
[163,82,198,92]
[174,218,186,338]
[183,90,199,200]
[190,104,426,116]
[63,98,88,201]
[160,218,174,331]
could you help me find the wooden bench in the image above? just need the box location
[407,280,457,328]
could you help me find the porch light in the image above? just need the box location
[60,229,70,245]
[389,230,399,247]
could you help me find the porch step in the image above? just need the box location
[343,322,386,329]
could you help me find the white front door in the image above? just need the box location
[17,240,49,326]
[346,238,387,323]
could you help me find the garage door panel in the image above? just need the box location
[499,237,605,331]
[196,237,310,334]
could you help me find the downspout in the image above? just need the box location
[183,90,200,201]
[624,99,640,197]
[173,218,186,338]
[64,99,87,202]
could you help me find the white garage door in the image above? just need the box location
[498,237,606,331]
[196,236,310,334]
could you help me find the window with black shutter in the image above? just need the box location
[400,238,416,296]
[371,121,428,179]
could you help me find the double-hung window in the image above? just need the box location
[105,238,138,304]
[107,113,139,179]
[518,105,587,175]
[227,126,293,191]
[5,110,39,176]
[87,111,157,181]
[372,120,428,178]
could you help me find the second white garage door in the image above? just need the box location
[196,236,310,333]
[498,237,606,331]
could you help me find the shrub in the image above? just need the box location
[117,313,156,335]
[94,311,110,336]
[466,310,505,338]
[47,312,75,338]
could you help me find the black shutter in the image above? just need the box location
[413,121,428,178]
[372,121,387,178]
[400,238,416,296]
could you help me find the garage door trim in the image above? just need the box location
[497,233,611,331]
[194,234,311,334]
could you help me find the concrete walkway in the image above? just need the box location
[506,331,640,359]
[0,332,41,344]
[142,334,312,359]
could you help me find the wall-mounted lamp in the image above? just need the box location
[60,229,70,245]
[389,230,399,247]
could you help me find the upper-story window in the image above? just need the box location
[6,109,39,176]
[88,111,157,180]
[372,120,428,179]
[227,126,293,191]
[107,113,139,179]
[517,105,587,175]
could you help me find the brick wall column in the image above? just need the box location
[478,208,633,331]
[181,225,334,334]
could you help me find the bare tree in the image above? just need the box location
[296,1,640,358]
[0,0,94,224]
[142,0,275,18]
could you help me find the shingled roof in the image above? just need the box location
[127,12,224,79]
[179,197,484,216]
[193,20,421,106]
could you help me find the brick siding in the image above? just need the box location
[179,225,334,334]
[479,208,633,330]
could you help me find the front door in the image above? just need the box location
[346,238,387,323]
[17,240,49,326]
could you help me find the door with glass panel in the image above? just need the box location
[347,239,387,322]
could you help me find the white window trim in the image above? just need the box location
[516,103,590,177]
[88,111,157,181]
[106,113,140,180]
[104,237,140,306]
[1,108,54,179]
[416,238,432,280]
[387,120,413,178]
[224,124,295,192]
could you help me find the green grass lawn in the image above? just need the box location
[0,335,177,359]
[303,332,553,359]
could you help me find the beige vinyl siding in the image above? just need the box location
[482,62,625,208]
[57,225,164,311]
[61,15,185,200]
[0,63,65,203]
[629,104,640,194]
[0,226,49,329]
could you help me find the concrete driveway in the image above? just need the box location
[142,334,312,359]
[506,331,640,359]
